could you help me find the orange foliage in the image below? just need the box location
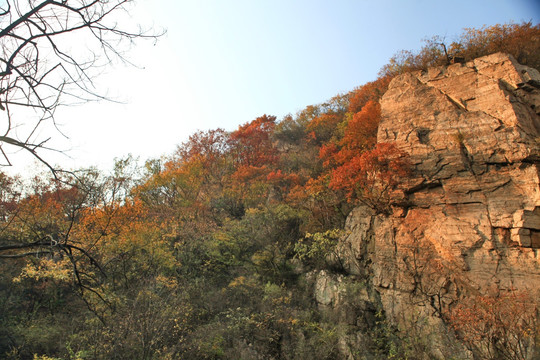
[226,165,271,207]
[340,100,381,156]
[348,76,392,114]
[10,180,90,242]
[231,165,269,183]
[224,115,282,207]
[135,156,214,222]
[0,173,19,214]
[266,170,301,189]
[285,172,350,231]
[318,100,381,173]
[448,291,538,360]
[318,143,339,168]
[280,92,387,227]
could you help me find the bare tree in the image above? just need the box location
[0,0,161,173]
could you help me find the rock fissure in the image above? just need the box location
[404,179,443,195]
[484,178,512,193]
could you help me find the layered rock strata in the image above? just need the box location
[315,53,540,359]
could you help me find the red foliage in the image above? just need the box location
[329,143,410,213]
[230,115,278,167]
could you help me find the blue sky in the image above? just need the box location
[7,0,540,175]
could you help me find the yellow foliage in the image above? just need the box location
[33,355,61,360]
[14,258,72,283]
[155,275,178,290]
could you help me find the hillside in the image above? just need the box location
[0,23,540,360]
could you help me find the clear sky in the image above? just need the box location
[5,0,540,175]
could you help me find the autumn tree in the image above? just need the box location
[448,291,538,360]
[379,22,540,77]
[229,114,278,167]
[451,22,540,70]
[0,163,143,309]
[0,171,20,220]
[0,0,161,172]
[226,115,280,207]
[329,143,411,214]
[273,114,308,146]
[286,98,385,231]
[175,128,230,165]
[306,112,344,145]
[0,169,184,358]
[348,76,392,114]
[338,100,381,157]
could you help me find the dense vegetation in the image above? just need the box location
[1,22,539,360]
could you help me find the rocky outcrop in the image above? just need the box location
[314,53,540,359]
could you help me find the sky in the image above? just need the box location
[4,0,540,176]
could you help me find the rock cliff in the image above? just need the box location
[314,53,540,359]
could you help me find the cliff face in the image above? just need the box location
[314,53,540,359]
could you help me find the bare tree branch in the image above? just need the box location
[0,166,136,306]
[0,0,163,172]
